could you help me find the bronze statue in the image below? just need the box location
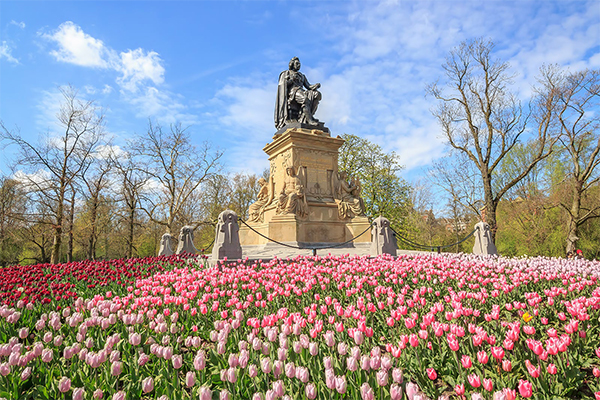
[275,57,322,130]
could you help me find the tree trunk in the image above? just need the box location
[87,195,99,260]
[51,192,64,264]
[67,190,75,262]
[127,207,135,258]
[482,172,498,243]
[565,181,583,254]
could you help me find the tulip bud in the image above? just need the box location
[58,376,71,393]
[142,377,154,393]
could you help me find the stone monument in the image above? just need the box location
[211,210,243,260]
[370,216,397,256]
[472,221,497,255]
[158,233,174,256]
[239,57,371,250]
[176,226,198,255]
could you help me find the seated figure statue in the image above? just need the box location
[334,171,365,219]
[275,57,322,130]
[276,167,308,218]
[248,177,271,222]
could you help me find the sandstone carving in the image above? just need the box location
[158,233,174,256]
[473,221,498,255]
[276,166,308,218]
[176,225,198,254]
[332,171,365,219]
[370,216,397,256]
[248,177,273,222]
[212,210,242,260]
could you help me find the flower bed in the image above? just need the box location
[0,253,599,399]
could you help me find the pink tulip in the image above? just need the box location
[93,389,103,399]
[199,386,212,400]
[220,389,231,400]
[172,354,183,369]
[73,388,85,400]
[285,362,295,378]
[248,364,258,378]
[468,373,481,388]
[477,350,488,364]
[360,383,375,400]
[142,377,154,393]
[111,361,122,376]
[41,349,53,363]
[461,355,472,368]
[305,383,317,399]
[112,391,125,400]
[58,376,71,393]
[390,383,403,400]
[483,378,493,391]
[20,366,31,381]
[518,379,533,398]
[376,369,389,386]
[186,371,195,387]
[426,368,437,380]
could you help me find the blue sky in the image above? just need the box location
[1,1,598,190]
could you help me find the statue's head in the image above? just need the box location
[285,166,295,175]
[339,171,348,179]
[258,178,266,186]
[289,57,301,72]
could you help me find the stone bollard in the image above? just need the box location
[176,225,198,255]
[211,210,242,261]
[158,233,174,256]
[370,216,397,256]
[472,221,498,255]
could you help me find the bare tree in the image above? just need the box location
[539,67,600,253]
[111,150,149,259]
[80,153,113,260]
[0,177,27,265]
[228,172,261,220]
[1,86,105,264]
[131,121,223,235]
[428,39,556,242]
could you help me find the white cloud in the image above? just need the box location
[117,48,165,93]
[124,86,193,124]
[40,22,193,123]
[217,83,274,134]
[84,85,96,95]
[0,41,19,64]
[42,21,112,68]
[10,20,26,29]
[13,169,53,191]
[94,144,126,160]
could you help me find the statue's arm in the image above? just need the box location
[302,74,320,90]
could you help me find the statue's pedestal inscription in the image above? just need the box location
[240,127,370,247]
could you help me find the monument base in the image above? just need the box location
[239,210,371,247]
[240,126,371,251]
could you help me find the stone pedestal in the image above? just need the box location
[240,127,371,248]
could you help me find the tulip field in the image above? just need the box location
[1,253,600,400]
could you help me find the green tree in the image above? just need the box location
[338,133,412,229]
